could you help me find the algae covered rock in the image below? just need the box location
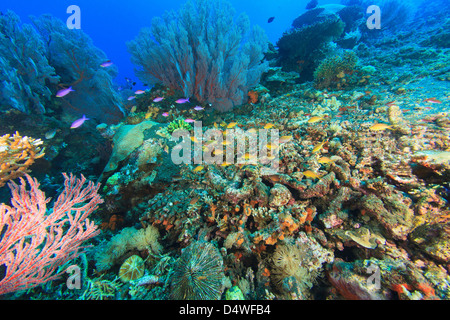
[269,183,292,207]
[103,120,158,172]
[410,222,450,263]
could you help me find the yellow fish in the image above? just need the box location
[318,156,334,164]
[248,128,257,134]
[369,123,393,131]
[214,122,219,128]
[191,136,200,143]
[312,141,326,153]
[308,116,324,124]
[279,135,293,144]
[266,143,279,150]
[145,112,152,119]
[221,161,232,167]
[205,140,217,146]
[193,165,204,173]
[243,153,256,160]
[303,170,322,179]
[213,149,224,155]
[264,123,275,129]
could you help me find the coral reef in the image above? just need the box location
[1,0,449,303]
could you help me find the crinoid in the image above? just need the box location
[271,242,318,291]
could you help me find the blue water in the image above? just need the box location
[0,0,380,83]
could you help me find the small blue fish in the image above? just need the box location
[56,87,74,98]
[71,115,89,129]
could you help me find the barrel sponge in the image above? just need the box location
[104,120,157,172]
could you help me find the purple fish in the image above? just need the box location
[176,98,190,104]
[56,87,74,98]
[128,96,136,101]
[153,97,164,102]
[193,106,204,111]
[184,118,195,123]
[162,112,169,117]
[100,60,113,68]
[71,115,89,129]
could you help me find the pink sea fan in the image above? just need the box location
[0,173,103,295]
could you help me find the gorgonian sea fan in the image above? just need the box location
[127,0,268,112]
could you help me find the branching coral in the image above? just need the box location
[0,132,45,187]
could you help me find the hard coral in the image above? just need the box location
[313,51,360,90]
[119,255,145,283]
[0,132,45,187]
[171,241,225,300]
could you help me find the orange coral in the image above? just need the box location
[0,132,45,187]
[247,90,259,104]
[417,283,436,298]
[207,203,217,223]
[243,203,252,216]
[265,235,278,245]
[280,215,299,233]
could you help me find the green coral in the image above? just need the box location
[167,119,193,135]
